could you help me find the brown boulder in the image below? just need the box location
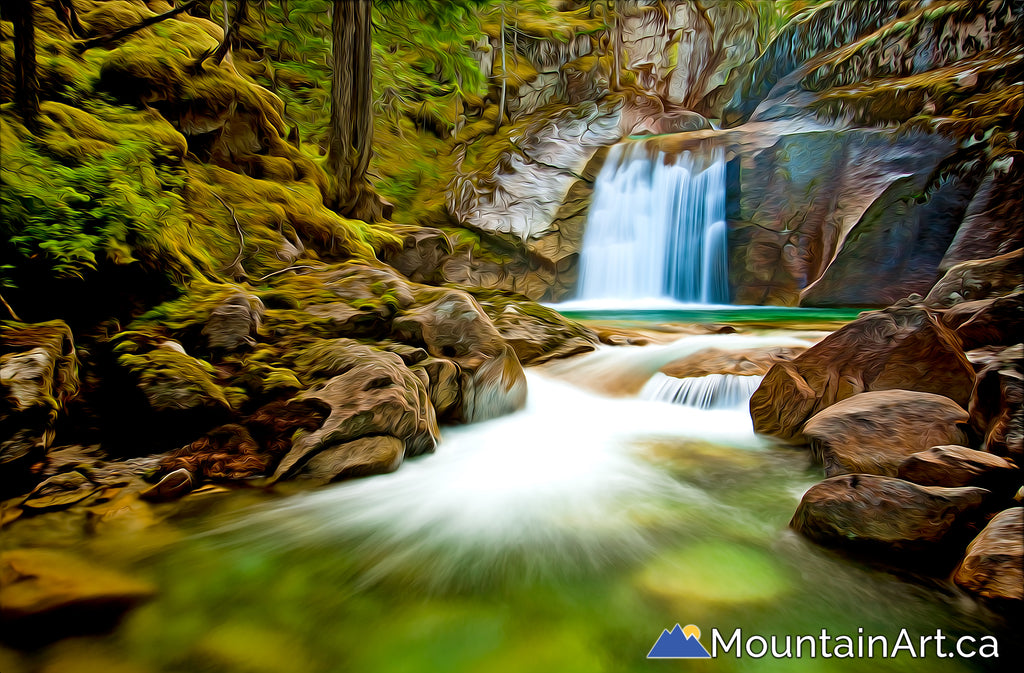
[898,446,1019,491]
[273,345,438,480]
[940,292,1024,351]
[296,436,405,485]
[954,507,1023,601]
[381,225,453,285]
[661,346,807,378]
[924,249,1023,308]
[202,292,264,352]
[410,356,461,421]
[751,307,975,441]
[969,352,1023,461]
[791,474,989,552]
[394,289,527,422]
[803,390,969,477]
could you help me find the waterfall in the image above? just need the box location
[640,373,763,410]
[575,142,729,304]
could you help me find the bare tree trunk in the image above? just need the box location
[327,0,381,221]
[10,0,39,131]
[196,0,249,69]
[76,0,200,52]
[494,4,506,134]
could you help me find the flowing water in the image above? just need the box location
[640,373,763,410]
[575,141,729,304]
[7,329,1017,673]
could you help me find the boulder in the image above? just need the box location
[954,507,1023,601]
[661,346,806,378]
[201,292,264,352]
[394,289,528,422]
[750,307,975,441]
[0,548,154,645]
[410,356,461,421]
[803,390,970,477]
[474,292,598,365]
[940,292,1024,351]
[381,225,453,285]
[157,424,266,483]
[898,446,1019,492]
[296,436,405,485]
[273,344,438,480]
[0,321,79,491]
[140,468,194,502]
[21,471,98,511]
[969,354,1024,461]
[791,474,989,552]
[924,249,1023,308]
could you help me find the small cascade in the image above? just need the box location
[575,141,729,304]
[640,373,763,410]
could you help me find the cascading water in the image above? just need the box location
[575,141,729,304]
[640,373,763,410]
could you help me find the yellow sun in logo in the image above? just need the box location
[683,624,701,640]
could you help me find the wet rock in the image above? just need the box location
[661,346,806,378]
[940,292,1024,351]
[898,446,1019,492]
[0,548,155,646]
[410,357,461,421]
[924,250,1023,308]
[202,292,264,352]
[803,390,969,477]
[969,354,1023,461]
[296,436,405,485]
[751,307,975,442]
[140,468,194,502]
[273,345,438,480]
[954,507,1023,601]
[791,474,989,552]
[461,344,529,423]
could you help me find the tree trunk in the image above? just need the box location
[10,0,39,131]
[612,0,620,91]
[327,0,381,221]
[494,5,506,134]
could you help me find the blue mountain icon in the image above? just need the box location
[647,624,712,659]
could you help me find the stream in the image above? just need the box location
[7,319,1016,673]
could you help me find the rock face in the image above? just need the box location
[791,474,988,553]
[750,307,975,442]
[898,446,1019,492]
[954,507,1024,601]
[941,292,1024,351]
[803,391,969,477]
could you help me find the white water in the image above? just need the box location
[640,373,763,410]
[575,141,729,304]
[215,334,809,586]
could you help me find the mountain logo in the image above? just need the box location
[647,623,713,659]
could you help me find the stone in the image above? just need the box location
[969,354,1023,461]
[924,249,1023,308]
[940,292,1024,351]
[954,507,1023,601]
[202,292,264,352]
[803,390,969,477]
[661,346,806,378]
[296,436,405,485]
[791,474,989,552]
[898,446,1019,492]
[410,356,461,421]
[381,225,453,285]
[750,307,975,442]
[273,345,438,480]
[474,293,598,366]
[0,548,154,643]
[140,468,194,502]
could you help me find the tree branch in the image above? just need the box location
[75,0,199,53]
